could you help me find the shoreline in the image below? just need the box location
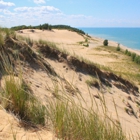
[90,34,140,55]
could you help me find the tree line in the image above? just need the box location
[11,24,85,35]
[11,23,52,31]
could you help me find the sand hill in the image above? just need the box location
[0,28,140,139]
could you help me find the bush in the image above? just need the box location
[83,43,89,47]
[127,51,131,56]
[103,39,108,46]
[116,46,121,51]
[134,56,140,64]
[125,49,128,54]
[125,49,131,56]
[131,53,136,61]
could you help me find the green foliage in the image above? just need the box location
[131,53,136,61]
[125,49,128,54]
[125,49,131,56]
[83,43,89,47]
[0,50,46,126]
[116,46,121,51]
[46,92,126,140]
[127,51,131,56]
[103,39,108,46]
[85,38,88,42]
[1,75,46,125]
[38,23,52,30]
[52,25,85,35]
[11,24,85,35]
[134,56,140,64]
[124,49,140,65]
[11,23,52,31]
[25,37,33,46]
[85,77,99,88]
[0,27,15,45]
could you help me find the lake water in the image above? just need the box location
[80,28,140,50]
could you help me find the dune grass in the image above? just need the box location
[85,76,99,88]
[1,75,46,125]
[46,88,127,140]
[0,51,46,126]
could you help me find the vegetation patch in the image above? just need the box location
[78,38,89,47]
[46,92,127,140]
[0,74,46,126]
[85,77,99,88]
[11,24,85,35]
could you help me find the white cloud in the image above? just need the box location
[1,3,140,27]
[0,0,15,9]
[33,0,46,4]
[14,6,60,13]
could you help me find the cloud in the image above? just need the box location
[33,0,46,4]
[1,3,140,28]
[0,0,15,9]
[14,6,60,13]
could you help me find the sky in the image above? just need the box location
[0,0,140,27]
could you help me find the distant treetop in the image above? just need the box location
[11,24,85,35]
[51,25,85,35]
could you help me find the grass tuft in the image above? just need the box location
[1,75,46,126]
[85,76,99,88]
[0,48,46,126]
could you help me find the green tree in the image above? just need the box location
[103,39,108,46]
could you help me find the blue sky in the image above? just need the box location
[0,0,140,27]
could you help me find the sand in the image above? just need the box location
[0,29,139,139]
[17,29,140,65]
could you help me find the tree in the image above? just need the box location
[103,39,108,46]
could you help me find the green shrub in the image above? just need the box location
[116,46,121,51]
[125,49,128,54]
[131,53,136,61]
[103,39,108,46]
[85,38,88,42]
[83,43,89,47]
[125,49,131,56]
[127,51,131,56]
[134,56,140,64]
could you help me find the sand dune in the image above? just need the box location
[17,29,140,133]
[0,29,139,139]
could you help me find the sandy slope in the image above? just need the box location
[0,109,55,140]
[17,29,84,44]
[0,29,139,139]
[17,29,140,65]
